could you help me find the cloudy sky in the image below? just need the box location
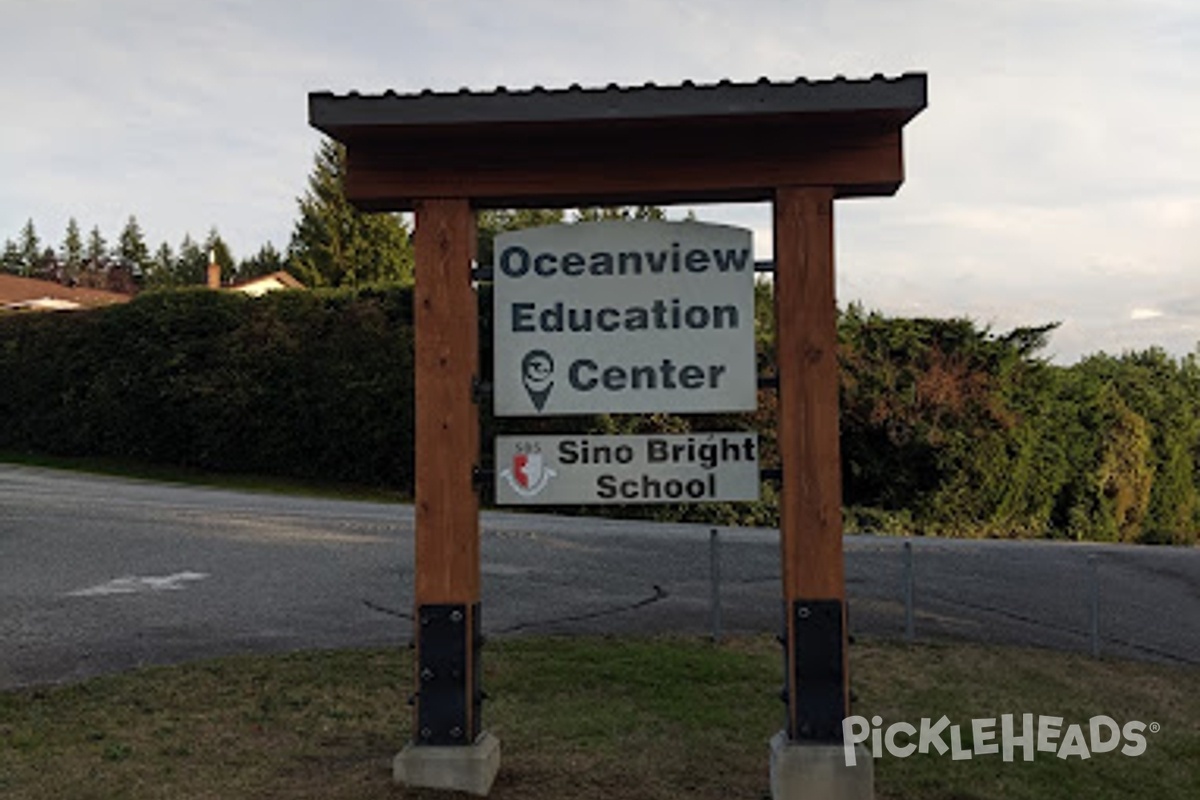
[3,0,1196,363]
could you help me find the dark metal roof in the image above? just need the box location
[310,73,926,133]
[310,74,927,208]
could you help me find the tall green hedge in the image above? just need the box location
[2,289,1196,542]
[0,287,415,488]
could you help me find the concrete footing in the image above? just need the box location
[769,731,874,800]
[394,732,501,796]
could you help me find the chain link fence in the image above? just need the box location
[692,528,1200,666]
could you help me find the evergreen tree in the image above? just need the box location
[476,209,565,266]
[18,219,40,277]
[1,238,21,274]
[475,206,666,265]
[1095,387,1154,542]
[1070,348,1200,543]
[175,234,207,285]
[204,228,236,285]
[61,218,84,283]
[288,139,413,287]
[238,242,286,279]
[84,226,109,276]
[117,215,152,278]
[146,242,176,289]
[34,246,59,282]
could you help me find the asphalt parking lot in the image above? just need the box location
[1,463,1196,689]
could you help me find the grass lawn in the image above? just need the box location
[0,637,1196,799]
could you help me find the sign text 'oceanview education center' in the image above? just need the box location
[493,220,757,416]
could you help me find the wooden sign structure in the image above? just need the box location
[310,74,926,796]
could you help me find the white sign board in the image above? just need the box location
[493,220,756,416]
[494,433,759,505]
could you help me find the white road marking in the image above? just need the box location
[67,571,210,597]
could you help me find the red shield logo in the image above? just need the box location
[512,452,543,489]
[501,447,556,499]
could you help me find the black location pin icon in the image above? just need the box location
[521,349,555,412]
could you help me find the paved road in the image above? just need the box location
[1,464,1197,689]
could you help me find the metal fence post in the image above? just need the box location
[1089,553,1100,658]
[903,539,915,643]
[709,528,723,642]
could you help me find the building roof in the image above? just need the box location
[0,273,132,311]
[229,270,305,297]
[308,74,928,209]
[310,74,927,133]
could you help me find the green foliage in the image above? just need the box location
[476,206,667,266]
[1,237,21,273]
[149,242,174,286]
[1065,350,1200,543]
[0,287,415,489]
[238,242,286,279]
[143,231,238,289]
[287,139,413,288]
[17,219,40,277]
[836,306,1054,532]
[116,215,152,277]
[204,228,236,285]
[60,218,84,281]
[833,307,1198,543]
[1100,391,1154,541]
[0,243,1196,541]
[176,234,209,285]
[85,225,107,267]
[476,209,565,266]
[825,303,1200,542]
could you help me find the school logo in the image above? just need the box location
[521,349,555,411]
[500,450,557,498]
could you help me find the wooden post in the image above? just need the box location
[773,186,849,741]
[412,197,482,746]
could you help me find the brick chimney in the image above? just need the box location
[206,249,220,289]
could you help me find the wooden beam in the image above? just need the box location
[775,186,844,600]
[411,197,482,744]
[773,186,849,735]
[413,198,479,603]
[345,130,903,210]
